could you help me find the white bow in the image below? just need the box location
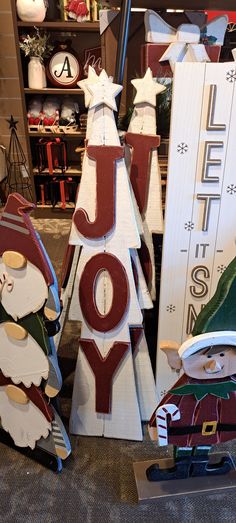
[145,11,229,72]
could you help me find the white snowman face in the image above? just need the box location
[0,323,49,387]
[0,253,48,320]
[0,385,51,449]
[16,0,47,23]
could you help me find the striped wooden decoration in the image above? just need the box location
[156,61,236,400]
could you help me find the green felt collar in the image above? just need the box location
[171,380,236,400]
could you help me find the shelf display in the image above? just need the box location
[13,0,100,212]
[27,96,81,133]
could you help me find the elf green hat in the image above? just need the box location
[192,255,236,337]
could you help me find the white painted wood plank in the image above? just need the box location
[182,62,234,339]
[130,249,153,310]
[133,329,157,420]
[155,62,206,400]
[211,65,236,294]
[54,246,80,350]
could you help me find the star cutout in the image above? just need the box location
[86,70,123,111]
[7,115,18,130]
[78,66,100,108]
[131,68,166,107]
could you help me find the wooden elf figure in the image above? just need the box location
[148,254,236,480]
[0,193,71,469]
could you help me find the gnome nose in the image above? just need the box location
[204,359,222,374]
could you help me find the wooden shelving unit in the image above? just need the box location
[110,0,235,7]
[29,131,86,138]
[33,167,82,176]
[11,0,101,215]
[17,21,100,31]
[24,88,84,95]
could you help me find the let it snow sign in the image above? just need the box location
[156,61,236,399]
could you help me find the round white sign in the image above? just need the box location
[49,52,80,87]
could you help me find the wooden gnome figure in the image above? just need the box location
[27,96,43,129]
[42,96,60,129]
[59,97,80,129]
[0,193,71,468]
[148,254,236,481]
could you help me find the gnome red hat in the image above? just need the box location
[0,193,53,286]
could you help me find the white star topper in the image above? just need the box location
[78,66,99,108]
[86,70,123,111]
[131,68,166,107]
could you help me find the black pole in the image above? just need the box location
[114,0,132,117]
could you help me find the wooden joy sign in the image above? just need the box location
[156,62,236,399]
[69,68,159,440]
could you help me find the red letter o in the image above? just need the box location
[79,253,129,332]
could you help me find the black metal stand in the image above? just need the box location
[114,0,132,115]
[0,429,63,473]
[6,116,33,201]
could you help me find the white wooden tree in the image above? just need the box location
[125,68,165,300]
[69,68,156,440]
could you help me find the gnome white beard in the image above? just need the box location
[0,260,48,320]
[0,324,49,387]
[0,387,51,449]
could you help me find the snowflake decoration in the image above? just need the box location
[227,184,236,195]
[226,69,236,83]
[160,389,167,397]
[217,265,226,274]
[177,142,188,154]
[166,304,176,313]
[185,221,194,231]
[228,23,236,32]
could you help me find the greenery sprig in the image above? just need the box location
[20,27,53,59]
